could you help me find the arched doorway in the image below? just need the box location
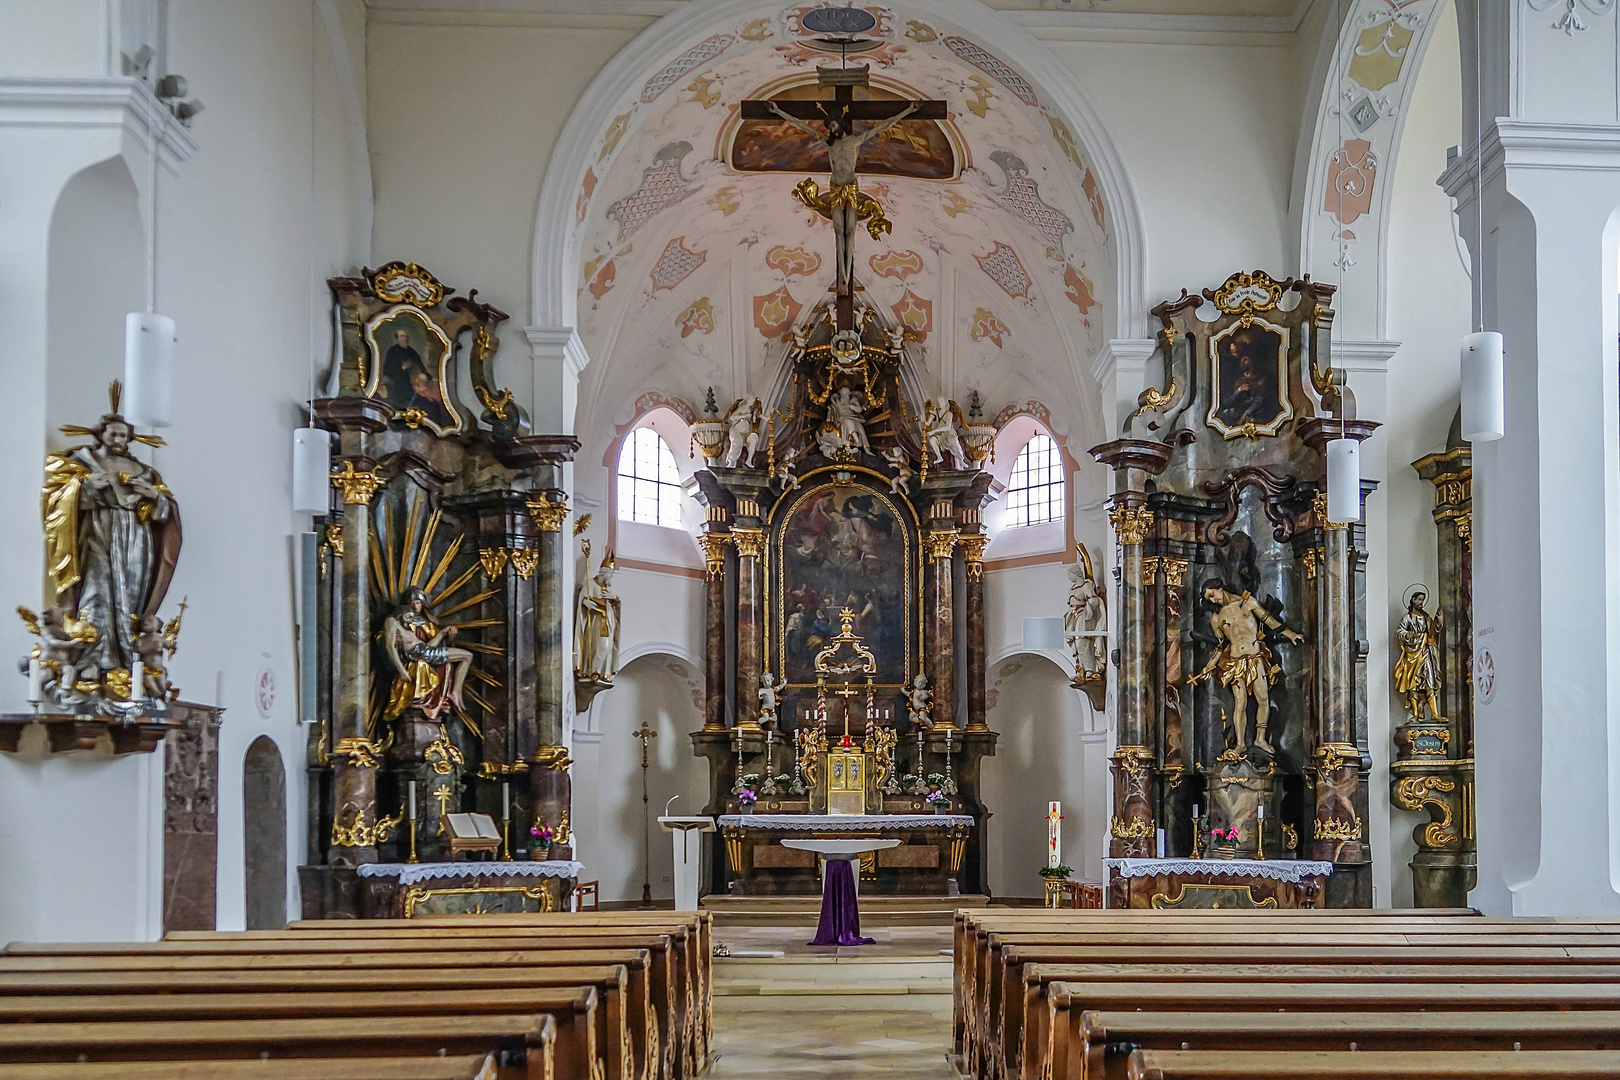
[243,736,287,930]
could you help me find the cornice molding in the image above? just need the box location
[1439,120,1620,201]
[0,77,198,170]
[1332,339,1400,375]
[1002,0,1313,38]
[1090,337,1158,386]
[526,324,591,379]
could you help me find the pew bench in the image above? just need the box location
[0,1055,504,1080]
[1125,1048,1620,1079]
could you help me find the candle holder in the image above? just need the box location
[1190,811,1203,860]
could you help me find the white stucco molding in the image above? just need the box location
[1007,0,1313,36]
[1091,337,1159,437]
[0,76,197,173]
[1332,338,1400,375]
[529,0,1151,339]
[524,324,591,434]
[1438,120,1620,232]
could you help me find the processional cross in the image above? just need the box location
[740,27,945,334]
[632,721,658,908]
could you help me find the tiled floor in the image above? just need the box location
[708,922,958,1076]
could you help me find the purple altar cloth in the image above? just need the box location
[809,857,874,946]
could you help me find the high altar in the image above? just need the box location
[298,262,581,918]
[1095,269,1377,908]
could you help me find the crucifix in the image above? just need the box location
[632,721,658,908]
[740,62,945,333]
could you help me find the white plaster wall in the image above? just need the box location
[1374,4,1471,908]
[0,0,370,943]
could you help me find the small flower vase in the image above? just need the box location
[1213,842,1238,860]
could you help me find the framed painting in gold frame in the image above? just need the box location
[1206,318,1292,440]
[363,304,463,436]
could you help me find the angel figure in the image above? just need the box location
[757,670,780,729]
[882,446,914,495]
[1394,585,1445,722]
[382,586,473,720]
[1064,546,1107,678]
[132,615,168,698]
[18,604,97,700]
[44,381,181,685]
[722,397,764,468]
[776,445,804,492]
[922,397,968,468]
[906,672,934,730]
[767,99,920,295]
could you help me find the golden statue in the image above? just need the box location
[382,587,472,720]
[1394,585,1445,721]
[1191,579,1303,756]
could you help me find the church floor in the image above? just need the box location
[708,924,957,1077]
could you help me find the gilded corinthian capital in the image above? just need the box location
[330,461,385,505]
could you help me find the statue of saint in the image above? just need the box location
[922,397,967,468]
[382,587,473,720]
[722,396,763,469]
[1064,551,1106,678]
[767,100,919,296]
[1191,579,1302,756]
[43,382,181,691]
[1394,585,1445,721]
[827,387,870,453]
[575,552,621,684]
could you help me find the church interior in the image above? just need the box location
[3,0,1620,1076]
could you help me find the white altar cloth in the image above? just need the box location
[1103,857,1333,884]
[717,813,974,829]
[357,860,585,887]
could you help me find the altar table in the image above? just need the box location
[1104,857,1334,909]
[355,860,584,918]
[782,838,901,946]
[717,813,975,896]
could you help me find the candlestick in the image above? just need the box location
[1255,802,1266,861]
[501,781,511,860]
[26,658,42,704]
[1190,804,1202,860]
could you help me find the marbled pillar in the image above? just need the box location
[927,504,958,732]
[1108,497,1156,856]
[961,533,988,731]
[732,524,766,731]
[699,530,731,731]
[529,487,571,855]
[1312,492,1363,863]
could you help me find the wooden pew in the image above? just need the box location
[0,988,606,1080]
[0,1014,561,1079]
[1126,1049,1620,1079]
[1,940,672,1080]
[1079,1010,1620,1080]
[0,1056,505,1080]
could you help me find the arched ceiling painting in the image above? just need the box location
[572,4,1113,446]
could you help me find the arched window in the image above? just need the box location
[617,427,685,527]
[1004,433,1064,528]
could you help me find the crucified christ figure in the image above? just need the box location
[768,100,919,296]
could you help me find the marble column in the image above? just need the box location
[528,489,571,856]
[927,508,958,732]
[1311,492,1363,864]
[328,457,384,866]
[961,533,988,731]
[1107,497,1156,857]
[699,531,732,731]
[732,525,767,731]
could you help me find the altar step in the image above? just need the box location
[715,954,954,1001]
[701,893,990,927]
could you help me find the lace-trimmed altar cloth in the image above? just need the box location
[717,813,975,829]
[1104,857,1333,884]
[357,860,585,887]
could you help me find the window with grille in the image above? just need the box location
[617,427,686,528]
[1004,433,1064,528]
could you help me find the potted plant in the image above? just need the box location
[925,788,948,813]
[737,787,758,809]
[1210,826,1239,859]
[1038,864,1073,908]
[529,821,556,860]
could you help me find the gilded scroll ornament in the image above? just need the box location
[478,547,509,579]
[1108,506,1154,545]
[331,461,385,505]
[424,735,465,775]
[325,524,345,557]
[334,737,382,769]
[508,547,539,580]
[1313,815,1364,841]
[1395,774,1459,848]
[1301,547,1320,579]
[331,806,401,848]
[1315,742,1357,775]
[403,883,554,918]
[1209,269,1284,317]
[533,745,573,771]
[1312,492,1348,531]
[1281,823,1298,851]
[371,261,447,306]
[1109,814,1154,839]
[474,383,513,421]
[528,496,570,533]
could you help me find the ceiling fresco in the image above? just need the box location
[571,3,1115,446]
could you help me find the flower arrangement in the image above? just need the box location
[1038,864,1073,880]
[529,822,556,857]
[1210,826,1239,843]
[737,788,758,807]
[925,789,948,807]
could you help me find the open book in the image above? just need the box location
[445,812,501,840]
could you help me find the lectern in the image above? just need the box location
[658,815,715,911]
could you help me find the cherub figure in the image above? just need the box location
[132,614,167,698]
[906,672,934,730]
[757,670,780,729]
[882,446,914,495]
[19,604,96,700]
[776,445,803,492]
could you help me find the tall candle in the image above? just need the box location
[26,658,42,704]
[502,781,510,821]
[1047,801,1062,867]
[130,661,145,701]
[408,780,416,819]
[1156,828,1166,855]
[1257,804,1265,819]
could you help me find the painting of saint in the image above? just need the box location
[731,85,956,180]
[777,484,910,686]
[364,308,461,435]
[1208,322,1290,438]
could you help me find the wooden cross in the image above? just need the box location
[740,63,945,334]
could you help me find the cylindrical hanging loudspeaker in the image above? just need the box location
[1461,330,1505,442]
[123,312,175,428]
[1326,438,1361,524]
[292,428,332,514]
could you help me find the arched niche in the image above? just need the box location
[572,650,709,903]
[243,735,288,931]
[47,156,145,437]
[981,651,1102,897]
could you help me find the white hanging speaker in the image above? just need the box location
[1326,438,1361,524]
[123,312,175,427]
[1461,331,1505,442]
[292,428,332,514]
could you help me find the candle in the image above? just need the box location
[408,780,417,819]
[1156,828,1166,855]
[130,661,145,701]
[1047,801,1062,868]
[502,781,510,822]
[1257,804,1265,819]
[1193,804,1200,819]
[26,658,42,704]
